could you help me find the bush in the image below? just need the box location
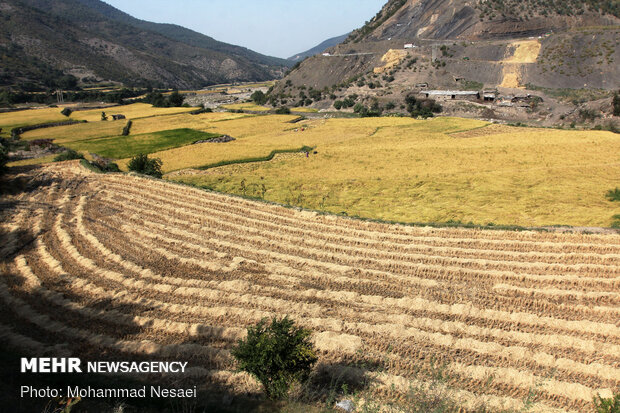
[232,316,317,400]
[275,106,291,115]
[0,142,7,174]
[333,100,343,110]
[606,188,620,202]
[127,153,163,178]
[405,95,442,119]
[54,149,84,162]
[251,90,267,105]
[594,392,620,413]
[121,120,132,136]
[60,107,72,117]
[613,92,620,117]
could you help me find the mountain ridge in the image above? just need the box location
[288,33,350,62]
[0,0,291,90]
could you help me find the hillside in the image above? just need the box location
[0,0,290,90]
[276,0,619,90]
[346,0,619,42]
[271,0,619,126]
[288,33,350,62]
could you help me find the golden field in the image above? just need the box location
[166,116,620,228]
[221,102,271,112]
[3,104,620,227]
[70,102,195,122]
[21,120,125,143]
[0,107,67,137]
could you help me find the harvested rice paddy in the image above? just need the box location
[0,162,618,413]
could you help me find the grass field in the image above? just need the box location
[66,128,220,159]
[1,163,618,412]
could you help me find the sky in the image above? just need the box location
[102,0,386,59]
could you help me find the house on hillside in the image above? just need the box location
[483,91,498,102]
[404,43,414,49]
[422,90,480,101]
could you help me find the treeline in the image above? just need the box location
[0,88,148,106]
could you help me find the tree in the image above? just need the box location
[127,153,163,178]
[232,316,317,400]
[275,106,291,114]
[167,90,184,107]
[0,141,7,175]
[251,90,267,105]
[613,92,620,117]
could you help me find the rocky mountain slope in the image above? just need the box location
[276,0,619,92]
[0,0,290,90]
[288,33,350,62]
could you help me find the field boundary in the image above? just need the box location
[192,145,314,171]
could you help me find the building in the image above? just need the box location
[422,90,480,101]
[483,91,498,102]
[404,43,414,49]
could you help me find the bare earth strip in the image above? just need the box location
[0,162,618,412]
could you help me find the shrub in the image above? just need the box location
[333,100,343,110]
[54,149,84,162]
[405,95,442,119]
[0,142,7,174]
[613,92,620,117]
[275,106,291,115]
[232,316,317,400]
[606,188,620,202]
[127,153,163,178]
[122,120,132,136]
[251,90,267,105]
[594,392,620,413]
[60,107,72,117]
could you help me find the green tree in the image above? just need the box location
[613,92,620,117]
[251,90,267,105]
[275,106,291,114]
[127,153,163,178]
[232,316,317,400]
[54,149,84,162]
[0,141,8,175]
[167,90,184,107]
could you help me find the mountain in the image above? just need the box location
[345,0,619,42]
[275,0,619,92]
[0,0,291,90]
[288,33,350,62]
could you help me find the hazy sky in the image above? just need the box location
[102,0,386,59]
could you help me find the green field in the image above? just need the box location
[66,128,220,159]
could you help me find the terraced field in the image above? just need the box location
[1,162,618,412]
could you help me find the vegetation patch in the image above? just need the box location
[67,128,220,159]
[197,146,313,171]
